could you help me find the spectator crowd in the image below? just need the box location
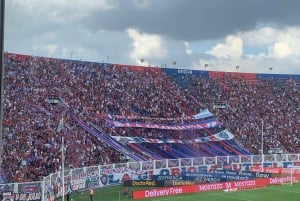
[1,53,299,183]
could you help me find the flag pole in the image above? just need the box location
[261,119,264,172]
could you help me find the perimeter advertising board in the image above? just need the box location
[132,175,300,199]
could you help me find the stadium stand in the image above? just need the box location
[1,53,300,183]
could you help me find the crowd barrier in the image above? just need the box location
[1,153,300,201]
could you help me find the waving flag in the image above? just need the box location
[192,109,213,119]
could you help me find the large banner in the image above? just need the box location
[250,166,300,175]
[124,180,197,188]
[124,180,164,187]
[214,170,271,178]
[14,193,42,201]
[105,118,221,130]
[112,129,234,144]
[183,172,253,182]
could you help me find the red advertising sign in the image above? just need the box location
[133,174,300,200]
[133,179,269,199]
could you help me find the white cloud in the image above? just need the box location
[127,28,167,65]
[241,27,278,46]
[206,35,243,59]
[192,26,300,74]
[184,41,192,55]
[269,42,293,58]
[241,26,300,57]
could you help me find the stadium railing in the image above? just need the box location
[1,153,300,201]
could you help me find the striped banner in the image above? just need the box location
[112,129,234,144]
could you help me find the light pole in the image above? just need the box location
[62,131,65,201]
[261,119,264,154]
[204,63,208,70]
[161,64,167,75]
[161,64,166,69]
[261,119,264,171]
[57,113,65,201]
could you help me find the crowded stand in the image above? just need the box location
[1,53,300,183]
[175,72,300,154]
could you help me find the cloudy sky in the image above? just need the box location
[4,0,300,74]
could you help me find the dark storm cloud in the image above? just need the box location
[82,0,300,41]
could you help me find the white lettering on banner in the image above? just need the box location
[255,172,270,178]
[178,69,192,74]
[100,167,127,174]
[78,170,99,178]
[14,193,41,201]
[233,180,256,187]
[269,176,291,185]
[145,189,169,198]
[264,168,281,174]
[153,163,257,176]
[225,182,232,189]
[199,183,223,191]
[170,187,183,195]
[144,187,183,198]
